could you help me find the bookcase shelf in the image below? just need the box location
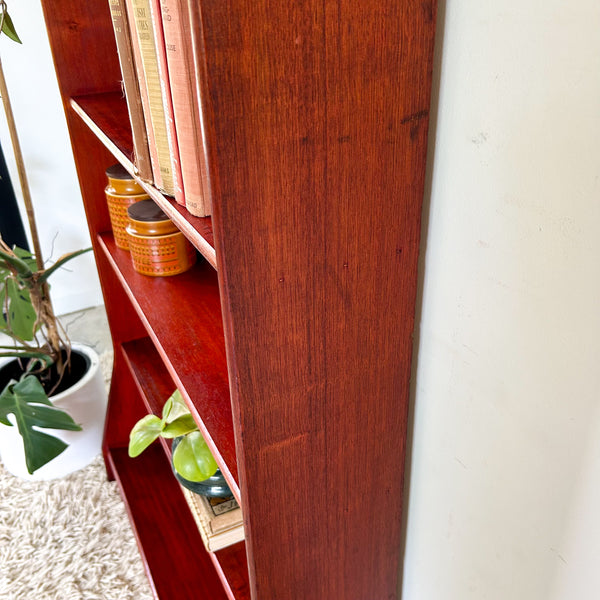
[71,93,216,268]
[107,445,249,600]
[98,232,239,499]
[40,0,437,597]
[118,339,250,599]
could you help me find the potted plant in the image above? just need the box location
[0,241,109,479]
[129,390,232,497]
[0,6,108,479]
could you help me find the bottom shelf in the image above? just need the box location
[106,445,249,600]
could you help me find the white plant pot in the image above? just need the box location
[0,343,108,480]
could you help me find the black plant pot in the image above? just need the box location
[171,436,232,498]
[0,347,90,395]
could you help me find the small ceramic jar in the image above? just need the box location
[105,163,149,250]
[126,200,196,277]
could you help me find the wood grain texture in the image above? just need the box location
[122,337,176,416]
[39,0,121,99]
[98,233,239,498]
[212,542,251,600]
[42,0,437,597]
[197,1,438,598]
[108,445,231,600]
[71,93,217,265]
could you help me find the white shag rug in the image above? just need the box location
[0,351,154,600]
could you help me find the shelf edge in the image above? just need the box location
[70,96,217,269]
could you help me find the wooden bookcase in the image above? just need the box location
[39,1,437,598]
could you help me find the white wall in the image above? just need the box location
[403,2,600,599]
[0,1,103,315]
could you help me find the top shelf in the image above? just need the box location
[70,92,217,269]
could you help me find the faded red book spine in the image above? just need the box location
[160,0,212,216]
[148,0,185,205]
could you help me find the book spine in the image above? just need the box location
[160,0,212,216]
[148,0,185,205]
[123,0,162,189]
[186,0,213,216]
[128,0,177,197]
[107,0,153,182]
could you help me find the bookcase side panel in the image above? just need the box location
[201,1,438,598]
[39,0,122,100]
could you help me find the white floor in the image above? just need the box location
[59,304,112,356]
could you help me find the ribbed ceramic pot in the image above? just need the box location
[105,163,149,250]
[126,199,196,276]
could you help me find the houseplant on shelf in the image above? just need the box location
[0,4,108,479]
[129,390,232,498]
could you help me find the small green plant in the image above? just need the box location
[0,241,92,474]
[129,389,218,482]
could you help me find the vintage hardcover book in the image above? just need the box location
[181,487,245,552]
[147,0,185,205]
[123,0,162,189]
[107,0,153,182]
[128,0,180,198]
[160,0,212,216]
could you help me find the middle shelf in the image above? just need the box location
[98,231,239,499]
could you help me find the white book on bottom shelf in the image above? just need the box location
[180,486,245,552]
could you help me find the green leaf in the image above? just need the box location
[162,414,197,438]
[162,388,190,423]
[172,431,218,482]
[0,11,22,44]
[37,247,92,284]
[0,375,82,474]
[13,247,37,271]
[128,414,163,457]
[0,247,33,278]
[5,278,36,341]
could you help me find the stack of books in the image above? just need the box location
[180,486,245,552]
[108,0,211,217]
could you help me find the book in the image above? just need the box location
[147,0,185,205]
[181,487,245,552]
[128,0,182,200]
[123,0,162,189]
[159,0,212,216]
[107,0,153,182]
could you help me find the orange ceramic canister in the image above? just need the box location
[105,163,149,250]
[126,200,196,277]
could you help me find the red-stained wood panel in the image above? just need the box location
[39,0,121,99]
[211,542,251,600]
[122,337,176,416]
[70,93,216,265]
[97,233,239,498]
[198,1,438,598]
[107,445,232,600]
[41,0,437,597]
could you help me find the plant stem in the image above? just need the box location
[0,50,64,361]
[0,55,45,272]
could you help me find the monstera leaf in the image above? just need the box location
[2,278,37,340]
[0,375,81,474]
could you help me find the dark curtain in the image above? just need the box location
[0,141,29,250]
